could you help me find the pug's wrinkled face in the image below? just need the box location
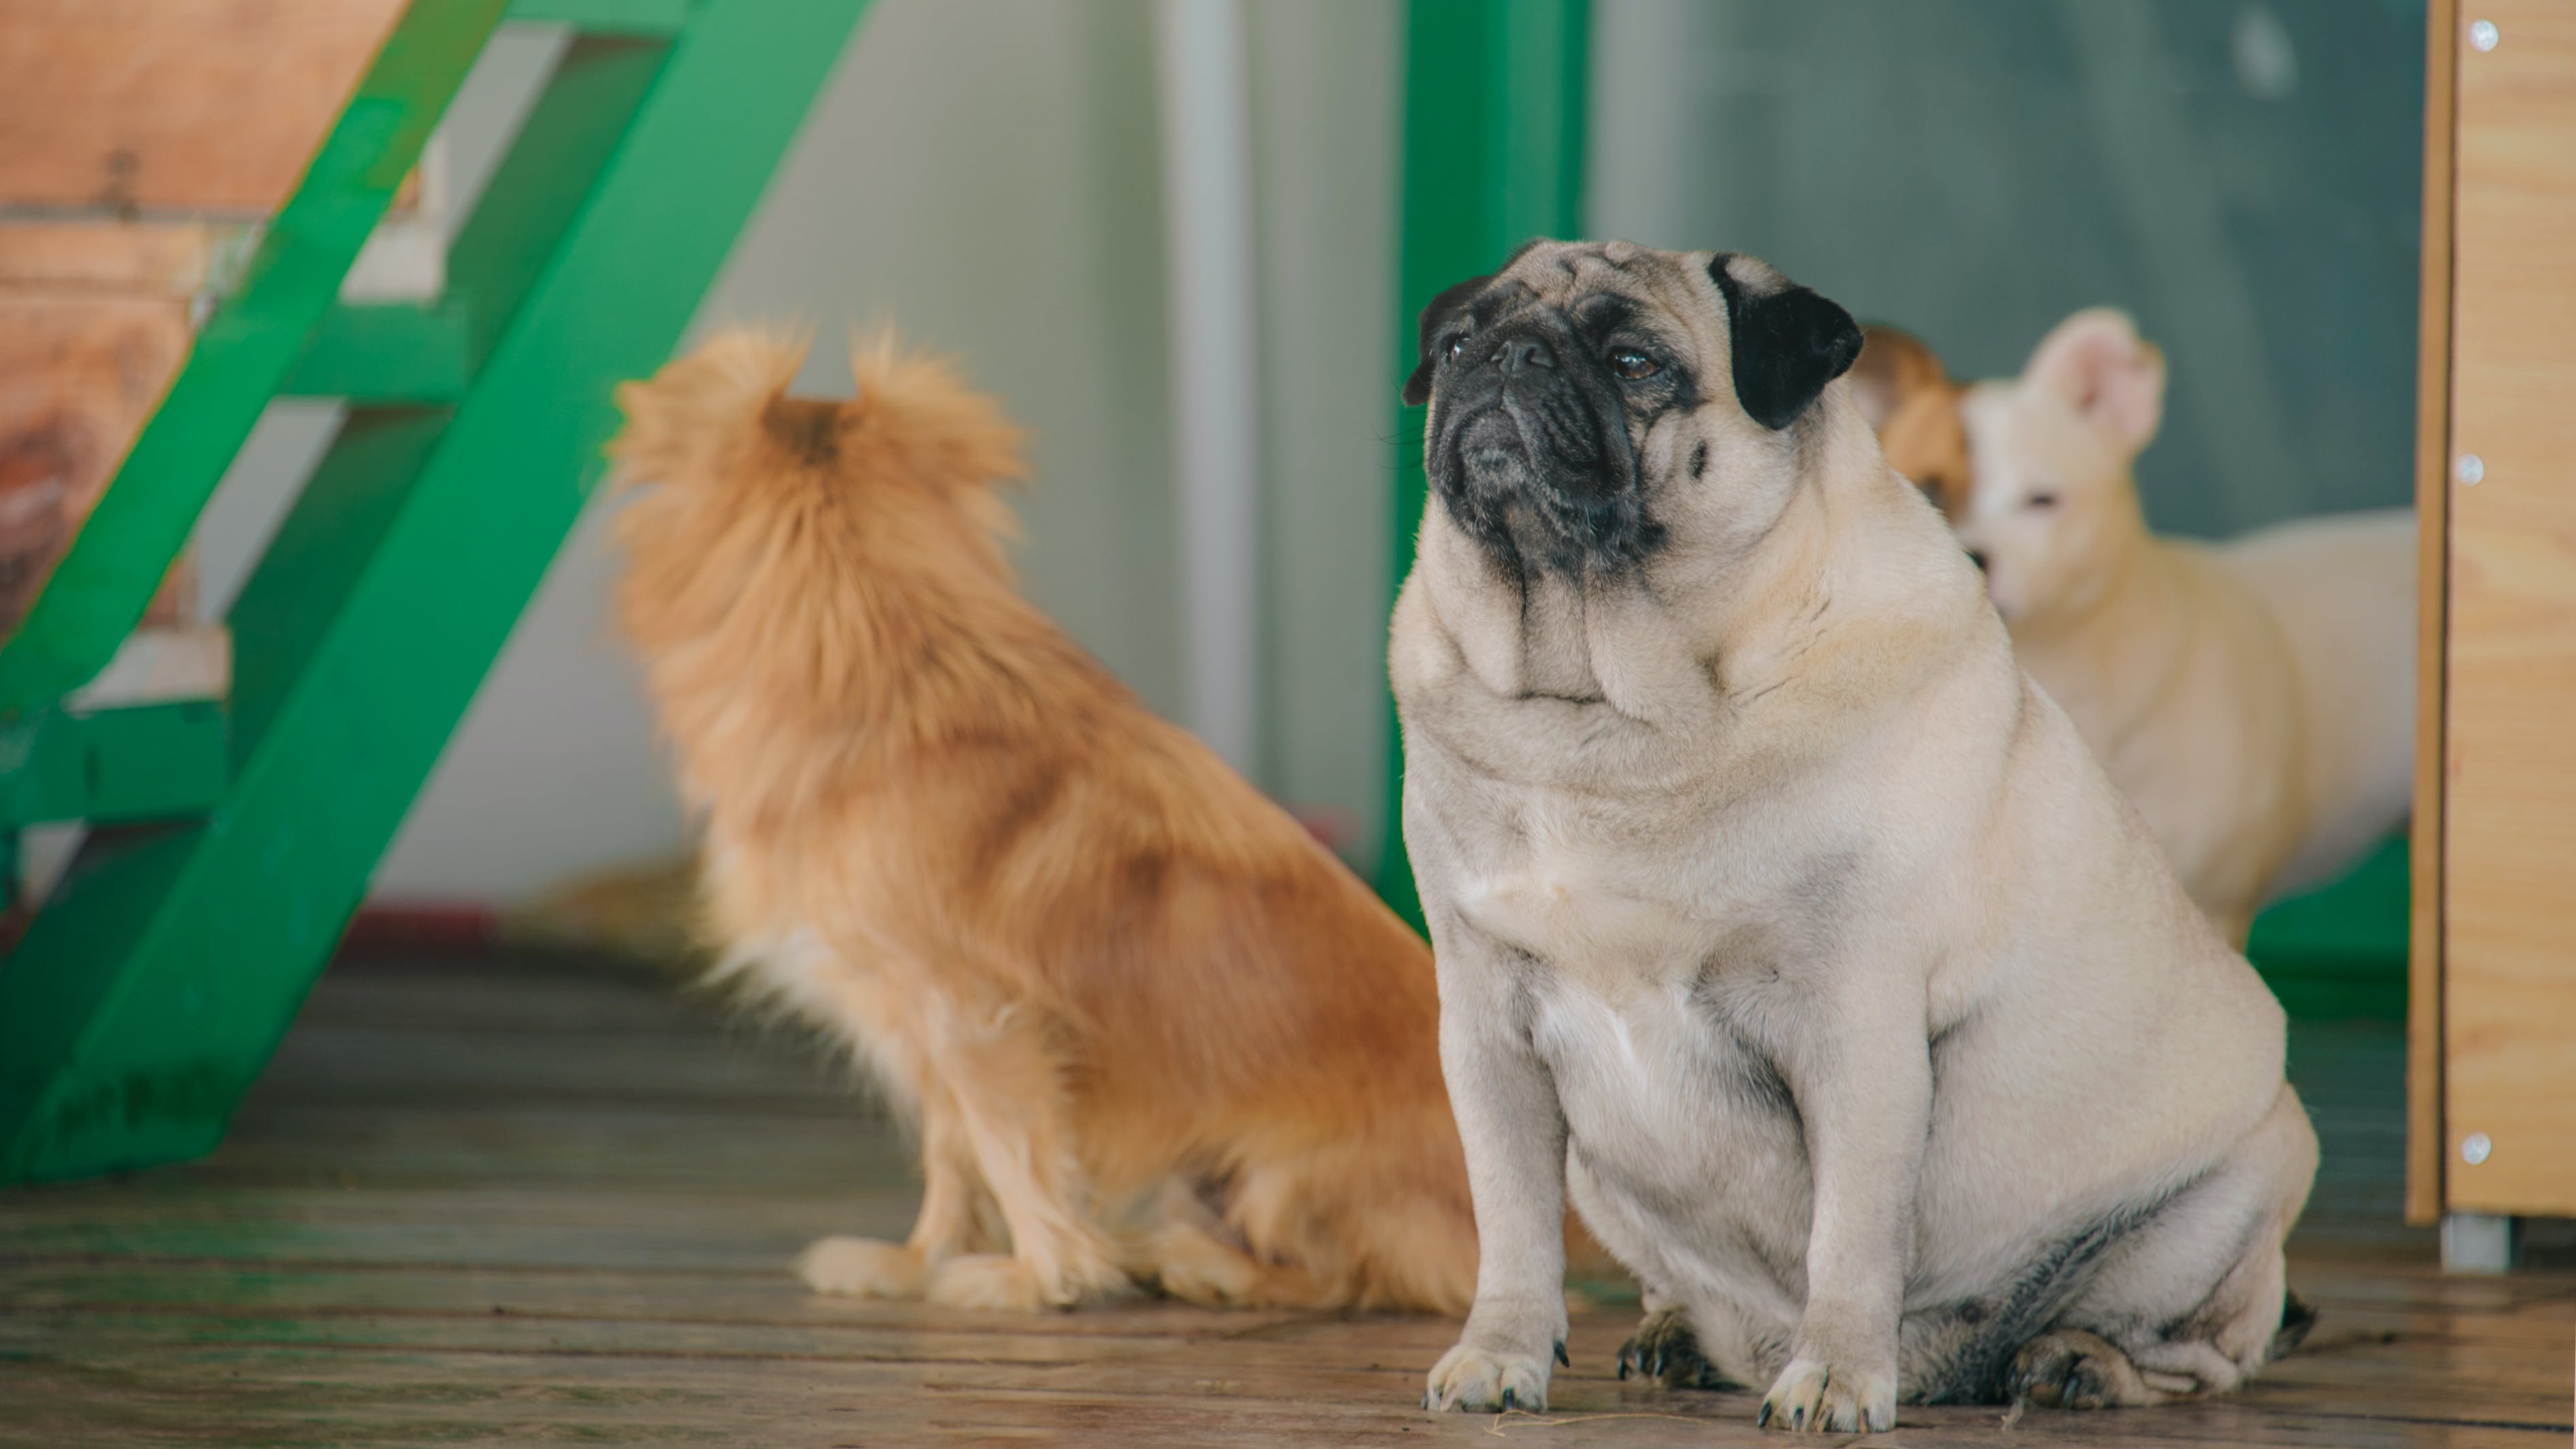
[1405,241,1863,581]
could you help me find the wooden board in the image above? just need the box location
[2407,0,2457,1230]
[2440,0,2576,1217]
[1,945,2570,1446]
[0,0,410,216]
[0,293,195,632]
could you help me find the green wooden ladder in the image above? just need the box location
[0,0,874,1183]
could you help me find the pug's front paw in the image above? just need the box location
[1424,1339,1559,1413]
[1757,1354,1895,1433]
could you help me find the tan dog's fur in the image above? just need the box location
[1399,245,2313,1431]
[609,331,1477,1314]
[1852,315,2414,942]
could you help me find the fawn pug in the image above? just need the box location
[1852,315,2414,942]
[1394,243,2314,1431]
[611,331,1478,1313]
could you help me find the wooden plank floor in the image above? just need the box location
[3,947,2571,1447]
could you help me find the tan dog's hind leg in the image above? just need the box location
[1101,1180,1309,1308]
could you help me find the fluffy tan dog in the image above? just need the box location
[1851,314,2414,943]
[609,331,1476,1313]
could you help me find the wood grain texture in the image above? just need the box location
[0,0,410,216]
[0,222,241,299]
[1,947,2568,1447]
[0,294,194,631]
[2440,0,2576,1218]
[2408,0,2457,1232]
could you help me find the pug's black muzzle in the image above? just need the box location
[1428,322,1659,577]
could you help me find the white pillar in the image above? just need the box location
[1155,0,1262,774]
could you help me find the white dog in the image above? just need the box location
[1852,312,2414,942]
[1394,243,2315,1433]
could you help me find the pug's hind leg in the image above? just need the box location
[1617,1305,1739,1390]
[2036,1084,2319,1403]
[2006,1329,2162,1409]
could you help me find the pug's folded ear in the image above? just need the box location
[1708,254,1865,431]
[1402,274,1492,407]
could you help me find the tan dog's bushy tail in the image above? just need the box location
[608,329,1034,831]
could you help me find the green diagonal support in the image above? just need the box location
[1377,0,1590,928]
[0,0,874,1183]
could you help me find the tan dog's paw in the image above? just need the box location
[1757,1355,1895,1433]
[924,1253,1137,1311]
[1138,1226,1263,1307]
[2006,1329,2155,1409]
[1423,1339,1561,1413]
[925,1253,1052,1311]
[796,1236,928,1298]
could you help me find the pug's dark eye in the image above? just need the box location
[1608,348,1659,381]
[2025,491,2060,511]
[1444,337,1466,363]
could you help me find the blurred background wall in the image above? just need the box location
[193,0,1403,903]
[186,0,2425,911]
[1591,0,2426,536]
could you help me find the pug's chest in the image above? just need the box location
[1451,836,1722,992]
[1529,977,1813,1268]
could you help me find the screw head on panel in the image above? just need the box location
[2461,1131,2493,1165]
[2457,453,2485,486]
[2470,18,2499,51]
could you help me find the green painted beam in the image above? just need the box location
[1376,0,1591,928]
[507,0,691,34]
[0,0,874,1183]
[0,704,228,829]
[284,301,478,403]
[280,35,669,406]
[0,0,508,717]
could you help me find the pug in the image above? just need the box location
[1392,242,2316,1433]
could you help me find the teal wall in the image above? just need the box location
[199,1,2426,909]
[1590,0,2426,538]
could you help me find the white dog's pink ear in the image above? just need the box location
[2026,309,2165,454]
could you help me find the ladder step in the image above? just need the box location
[0,701,228,829]
[65,624,232,714]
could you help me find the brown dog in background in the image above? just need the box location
[609,331,1477,1313]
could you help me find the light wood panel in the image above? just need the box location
[1,947,2570,1446]
[2408,0,2459,1229]
[2441,0,2576,1217]
[0,294,195,631]
[0,0,410,216]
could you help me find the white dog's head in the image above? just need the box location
[1866,309,2164,626]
